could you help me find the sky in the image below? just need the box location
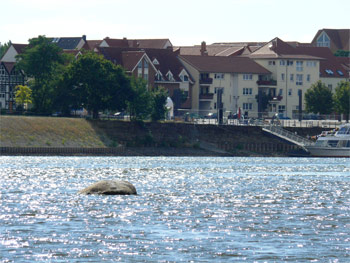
[1,0,349,47]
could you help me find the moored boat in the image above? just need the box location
[305,124,350,157]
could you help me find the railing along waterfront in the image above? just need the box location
[262,125,314,147]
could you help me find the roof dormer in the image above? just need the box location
[152,58,160,65]
[166,70,175,81]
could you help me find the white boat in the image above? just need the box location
[305,124,350,157]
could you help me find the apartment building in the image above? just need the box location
[178,55,271,118]
[248,38,347,118]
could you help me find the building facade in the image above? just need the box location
[178,55,271,118]
[0,62,25,110]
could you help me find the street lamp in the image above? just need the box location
[233,95,239,113]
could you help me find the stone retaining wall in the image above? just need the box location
[0,147,125,156]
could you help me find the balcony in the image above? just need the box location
[269,95,283,103]
[199,77,213,85]
[257,79,277,86]
[199,93,214,100]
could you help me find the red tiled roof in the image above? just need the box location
[175,44,247,57]
[251,38,347,78]
[312,29,350,51]
[104,38,129,48]
[97,47,188,82]
[82,40,103,50]
[103,38,171,49]
[129,39,171,49]
[179,55,271,74]
[292,46,347,78]
[12,44,28,54]
[121,51,145,72]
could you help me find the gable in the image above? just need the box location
[1,45,18,62]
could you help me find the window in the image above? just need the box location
[243,74,253,80]
[144,60,148,69]
[306,61,316,67]
[296,61,303,71]
[279,89,283,96]
[296,74,303,85]
[167,71,174,81]
[328,84,332,91]
[214,73,224,79]
[287,60,293,66]
[307,74,311,82]
[290,74,294,82]
[337,70,344,76]
[138,61,142,69]
[281,73,285,81]
[152,58,159,65]
[317,32,330,47]
[268,61,275,66]
[278,105,285,113]
[243,88,252,95]
[183,75,189,81]
[325,69,334,75]
[280,60,286,66]
[155,71,163,81]
[288,89,292,96]
[243,103,252,110]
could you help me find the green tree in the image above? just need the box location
[16,35,67,113]
[305,81,334,115]
[15,85,32,110]
[334,50,350,57]
[151,86,168,121]
[255,91,270,112]
[333,81,350,121]
[0,40,11,58]
[62,51,132,118]
[127,78,153,121]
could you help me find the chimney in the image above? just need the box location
[200,41,208,56]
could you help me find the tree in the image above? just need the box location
[334,50,350,57]
[255,91,270,113]
[16,36,67,113]
[0,40,11,58]
[305,81,334,115]
[62,51,132,118]
[333,81,350,121]
[151,86,168,121]
[15,85,32,110]
[127,78,153,121]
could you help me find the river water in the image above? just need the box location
[0,156,349,262]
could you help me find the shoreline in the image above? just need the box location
[0,146,290,157]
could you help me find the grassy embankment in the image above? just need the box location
[0,116,111,147]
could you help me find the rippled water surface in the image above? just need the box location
[0,156,349,262]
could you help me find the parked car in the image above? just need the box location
[277,113,291,120]
[303,114,321,120]
[228,113,238,119]
[205,112,217,119]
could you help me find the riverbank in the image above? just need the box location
[0,116,323,156]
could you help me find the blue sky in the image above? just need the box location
[1,0,349,46]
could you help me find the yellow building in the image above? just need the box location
[178,55,271,118]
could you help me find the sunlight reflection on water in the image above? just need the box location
[0,156,349,262]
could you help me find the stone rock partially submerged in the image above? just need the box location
[79,180,137,195]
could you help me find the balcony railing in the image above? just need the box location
[257,79,277,86]
[199,93,214,100]
[269,95,283,102]
[199,77,213,85]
